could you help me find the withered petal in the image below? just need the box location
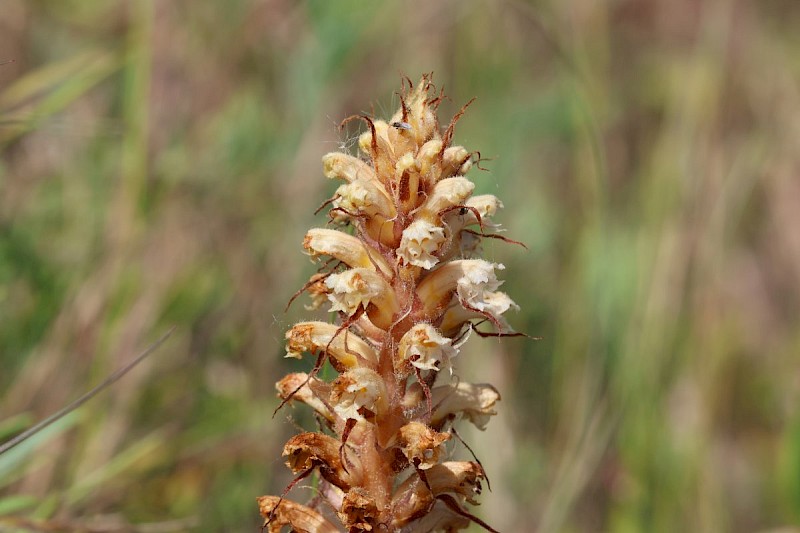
[338,487,380,532]
[398,422,451,470]
[283,432,358,491]
[257,496,340,533]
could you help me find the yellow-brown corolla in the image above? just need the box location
[260,76,517,533]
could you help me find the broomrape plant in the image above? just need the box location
[261,76,522,533]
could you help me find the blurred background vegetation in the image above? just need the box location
[1,0,799,531]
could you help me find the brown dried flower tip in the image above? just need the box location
[260,75,518,533]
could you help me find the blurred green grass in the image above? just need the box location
[2,0,800,531]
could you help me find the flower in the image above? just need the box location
[331,368,388,421]
[260,76,518,533]
[398,220,447,269]
[397,323,457,376]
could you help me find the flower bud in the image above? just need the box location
[416,139,444,181]
[442,146,472,178]
[333,180,395,220]
[322,152,377,184]
[304,228,392,276]
[358,120,394,182]
[395,152,421,212]
[384,81,439,150]
[418,177,474,220]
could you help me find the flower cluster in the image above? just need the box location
[260,76,518,532]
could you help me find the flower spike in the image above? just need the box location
[260,76,521,532]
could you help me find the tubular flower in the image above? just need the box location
[397,323,457,376]
[285,321,378,370]
[398,219,447,269]
[261,76,520,533]
[331,368,389,421]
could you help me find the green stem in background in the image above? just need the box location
[109,0,154,249]
[0,327,174,457]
